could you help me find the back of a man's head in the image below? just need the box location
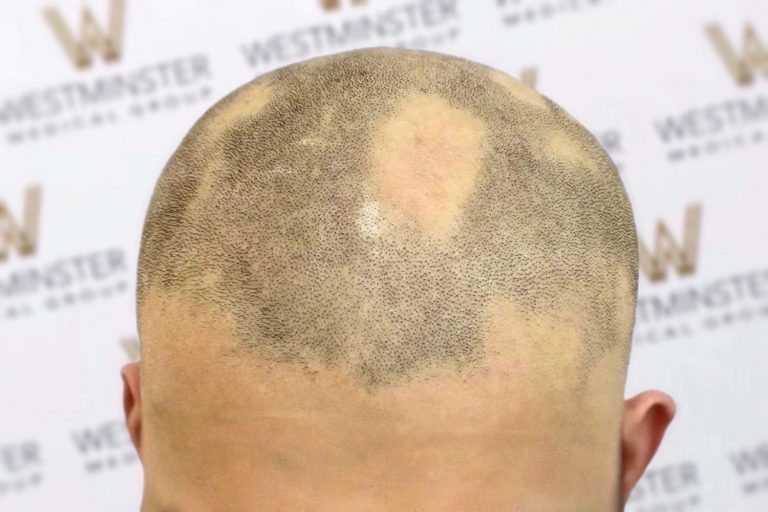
[123,48,675,512]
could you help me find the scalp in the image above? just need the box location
[138,48,637,389]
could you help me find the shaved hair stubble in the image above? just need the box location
[136,48,638,511]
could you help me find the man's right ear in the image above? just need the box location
[121,362,143,458]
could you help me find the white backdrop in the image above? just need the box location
[1,0,767,510]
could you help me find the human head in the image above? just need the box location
[123,48,675,512]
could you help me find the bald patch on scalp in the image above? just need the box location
[138,48,637,390]
[185,83,275,210]
[370,93,486,237]
[545,131,589,164]
[489,70,548,109]
[204,82,274,133]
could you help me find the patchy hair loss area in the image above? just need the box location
[138,48,637,389]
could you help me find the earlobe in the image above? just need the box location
[619,390,676,503]
[121,362,143,457]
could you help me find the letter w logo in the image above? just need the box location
[43,0,126,69]
[706,23,768,86]
[320,0,368,12]
[0,187,42,263]
[639,204,702,283]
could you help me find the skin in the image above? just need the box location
[123,48,675,511]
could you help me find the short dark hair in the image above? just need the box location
[138,48,638,389]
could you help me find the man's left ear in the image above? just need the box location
[619,390,676,503]
[121,362,143,457]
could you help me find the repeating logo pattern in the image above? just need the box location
[627,461,702,511]
[240,0,462,72]
[0,187,41,263]
[43,0,126,69]
[0,441,43,498]
[320,0,368,12]
[731,441,768,495]
[639,204,702,284]
[656,21,768,165]
[706,23,768,86]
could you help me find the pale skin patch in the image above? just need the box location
[539,129,611,183]
[204,82,273,134]
[479,296,627,508]
[489,70,548,109]
[369,93,486,238]
[138,291,243,414]
[185,83,274,209]
[188,163,219,212]
[481,297,582,399]
[612,266,638,366]
[356,201,382,239]
[546,131,588,164]
[615,267,637,329]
